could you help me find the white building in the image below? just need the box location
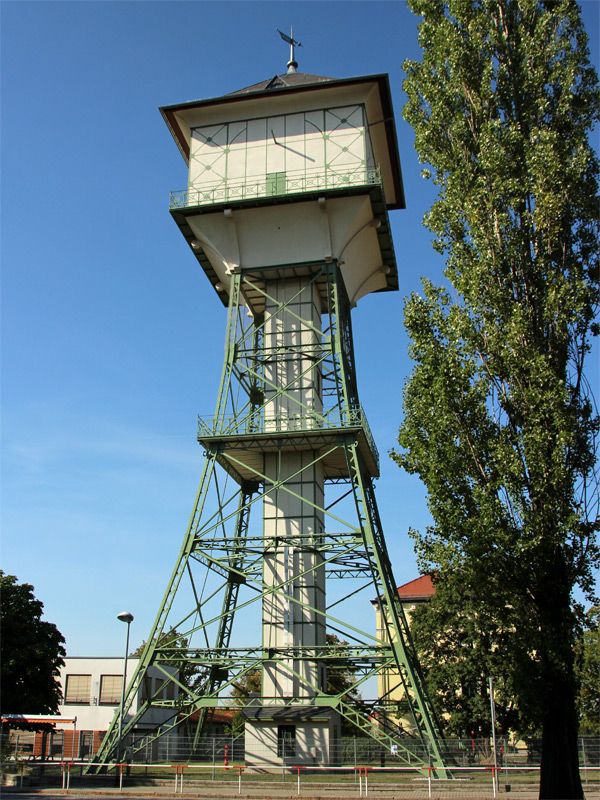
[5,657,178,760]
[58,656,177,732]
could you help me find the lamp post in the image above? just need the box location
[489,676,499,794]
[117,611,134,761]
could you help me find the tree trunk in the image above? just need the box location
[539,688,583,799]
[538,571,583,800]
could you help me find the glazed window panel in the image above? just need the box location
[266,116,286,173]
[227,121,248,179]
[245,117,268,178]
[285,113,307,173]
[99,674,123,705]
[187,105,368,197]
[64,674,91,704]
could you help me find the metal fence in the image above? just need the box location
[169,165,382,210]
[2,761,599,799]
[122,735,600,770]
[3,732,599,769]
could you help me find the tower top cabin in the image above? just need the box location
[161,71,404,311]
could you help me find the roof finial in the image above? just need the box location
[277,28,302,74]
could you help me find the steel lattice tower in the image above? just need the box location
[91,66,448,774]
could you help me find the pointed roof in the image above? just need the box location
[229,72,335,95]
[371,575,436,608]
[397,575,435,602]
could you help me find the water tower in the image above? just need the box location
[92,44,447,772]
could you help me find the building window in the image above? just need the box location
[141,675,153,702]
[277,725,296,758]
[79,731,93,760]
[266,171,286,196]
[10,730,34,756]
[99,674,123,705]
[64,674,91,704]
[50,731,64,758]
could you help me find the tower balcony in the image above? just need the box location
[170,164,382,210]
[197,405,380,480]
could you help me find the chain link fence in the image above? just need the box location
[3,731,599,769]
[2,736,599,798]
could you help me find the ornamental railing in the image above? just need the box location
[170,165,381,209]
[197,405,379,469]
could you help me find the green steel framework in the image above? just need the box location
[89,260,448,775]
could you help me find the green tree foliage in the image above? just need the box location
[396,1,599,797]
[226,668,262,735]
[576,606,600,735]
[324,633,362,703]
[230,668,262,704]
[324,634,365,734]
[0,572,66,723]
[130,628,202,739]
[130,628,198,691]
[408,579,525,738]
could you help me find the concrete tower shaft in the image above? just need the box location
[262,276,326,701]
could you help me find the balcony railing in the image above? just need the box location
[197,405,379,469]
[170,165,381,210]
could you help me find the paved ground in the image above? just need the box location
[2,784,599,800]
[3,772,600,800]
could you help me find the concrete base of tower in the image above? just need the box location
[243,707,341,768]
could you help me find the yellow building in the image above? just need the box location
[373,576,435,732]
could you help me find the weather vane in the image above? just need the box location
[277,28,302,73]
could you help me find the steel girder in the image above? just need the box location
[88,262,448,776]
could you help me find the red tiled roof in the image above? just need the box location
[1,715,76,725]
[208,709,235,723]
[397,575,435,601]
[188,708,235,723]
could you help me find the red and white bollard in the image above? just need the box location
[171,763,186,794]
[60,761,73,791]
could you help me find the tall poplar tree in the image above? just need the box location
[396,1,599,797]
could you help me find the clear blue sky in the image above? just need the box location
[2,1,598,657]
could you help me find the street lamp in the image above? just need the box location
[117,611,134,761]
[489,676,499,793]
